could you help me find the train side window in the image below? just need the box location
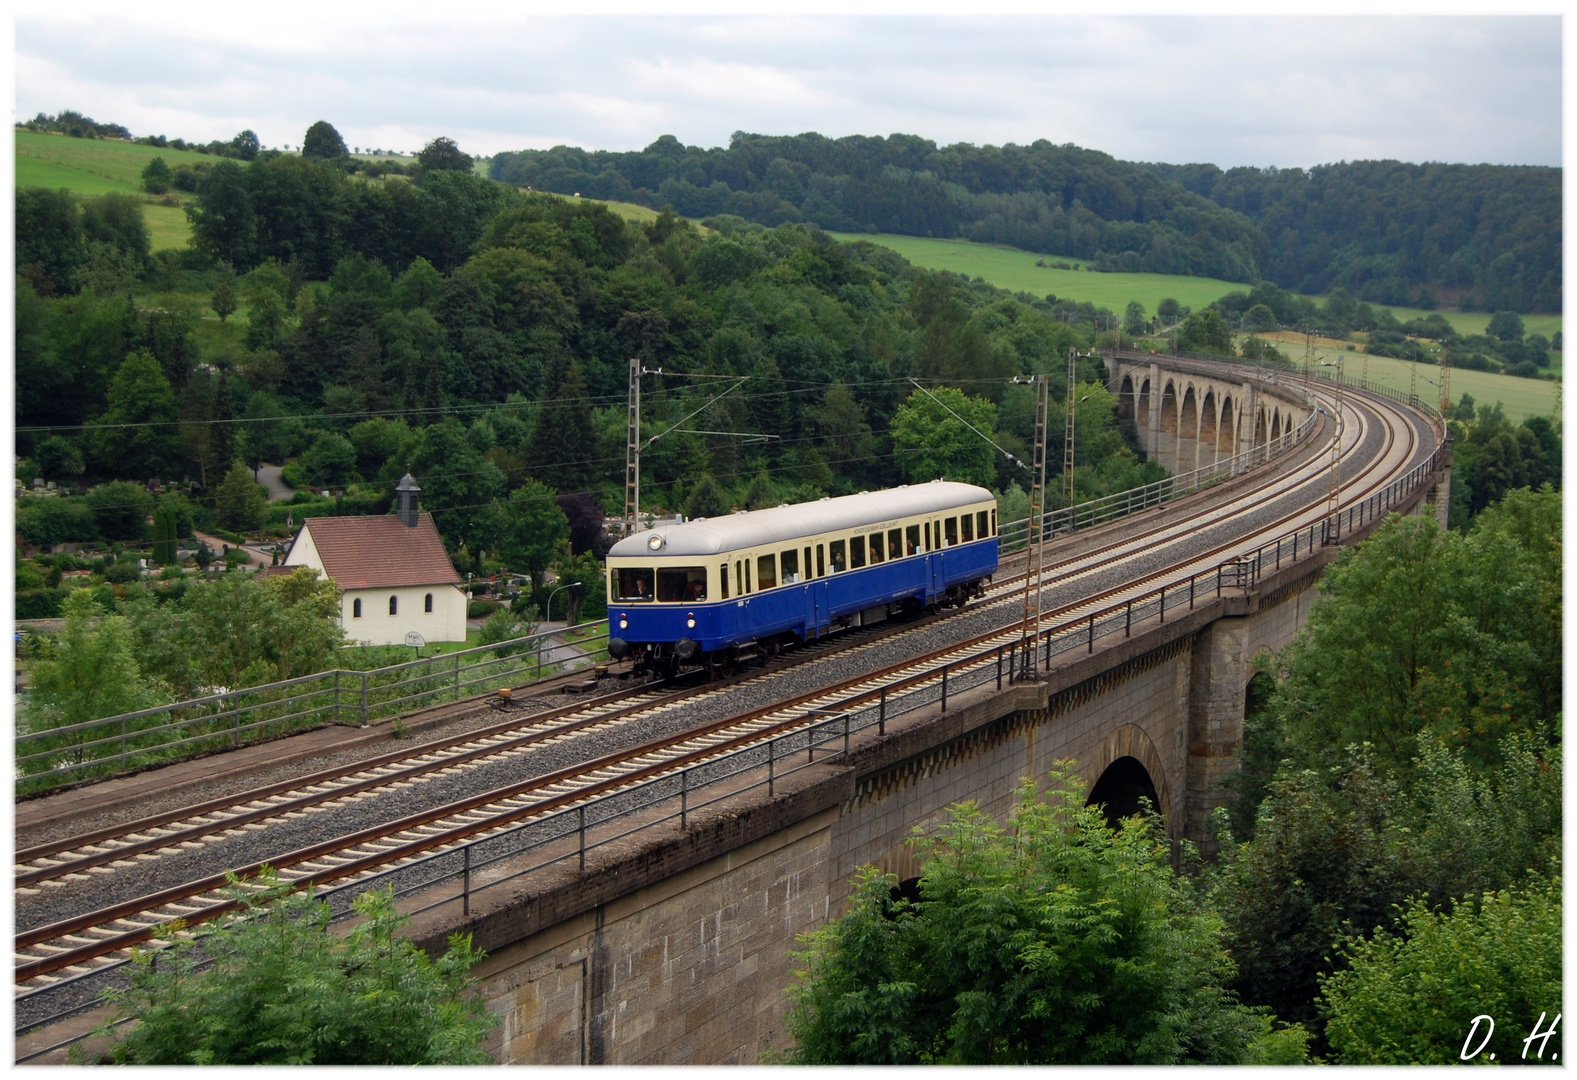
[804,546,813,579]
[615,568,655,601]
[816,544,825,577]
[924,521,931,551]
[757,553,777,590]
[905,524,920,556]
[850,536,866,568]
[746,559,753,593]
[830,540,847,572]
[658,567,707,602]
[868,533,884,564]
[962,514,974,542]
[780,548,800,583]
[720,563,730,600]
[887,528,902,559]
[945,517,958,546]
[991,509,997,536]
[735,560,744,595]
[977,510,990,537]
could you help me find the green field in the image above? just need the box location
[829,232,1562,344]
[1265,333,1558,422]
[827,232,1244,312]
[17,129,201,250]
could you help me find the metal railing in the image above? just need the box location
[998,386,1319,553]
[15,622,609,794]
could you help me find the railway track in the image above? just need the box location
[14,374,1439,1006]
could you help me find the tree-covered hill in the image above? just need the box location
[492,133,1267,284]
[1148,159,1560,313]
[490,132,1559,313]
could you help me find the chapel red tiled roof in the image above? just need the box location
[293,513,462,590]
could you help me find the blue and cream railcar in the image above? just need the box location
[605,482,998,674]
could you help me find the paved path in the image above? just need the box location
[255,463,293,502]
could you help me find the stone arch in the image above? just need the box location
[1180,386,1198,440]
[1254,406,1268,446]
[1117,374,1136,420]
[1137,377,1151,420]
[1198,389,1218,457]
[1270,409,1282,440]
[1217,395,1236,454]
[1083,723,1175,833]
[1160,381,1179,434]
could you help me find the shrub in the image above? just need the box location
[15,588,69,619]
[467,599,503,619]
[95,873,495,1064]
[17,498,99,547]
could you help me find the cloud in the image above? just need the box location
[14,15,1560,167]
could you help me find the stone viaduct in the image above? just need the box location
[1106,352,1313,476]
[396,357,1444,1066]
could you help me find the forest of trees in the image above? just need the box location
[490,132,1560,313]
[1150,159,1561,313]
[17,136,1159,581]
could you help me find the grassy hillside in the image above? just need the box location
[1262,332,1558,422]
[832,231,1563,342]
[17,129,200,250]
[827,232,1243,313]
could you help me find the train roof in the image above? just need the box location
[608,482,995,559]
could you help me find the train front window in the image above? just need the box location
[978,510,991,537]
[945,517,958,546]
[961,514,974,542]
[850,536,866,568]
[781,548,800,583]
[614,568,654,601]
[657,567,707,602]
[829,540,846,572]
[757,553,777,590]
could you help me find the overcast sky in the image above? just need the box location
[13,10,1564,170]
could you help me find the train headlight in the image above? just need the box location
[686,613,696,628]
[619,615,628,629]
[647,535,664,551]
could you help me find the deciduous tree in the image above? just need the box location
[214,461,267,532]
[780,769,1307,1065]
[97,873,494,1065]
[890,386,999,488]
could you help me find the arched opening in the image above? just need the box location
[1254,407,1268,446]
[1270,409,1282,440]
[1217,397,1235,453]
[425,592,434,613]
[352,598,362,618]
[1087,756,1161,829]
[1246,670,1275,719]
[1199,390,1218,453]
[1117,374,1136,419]
[389,595,398,616]
[1160,382,1179,434]
[1180,387,1198,439]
